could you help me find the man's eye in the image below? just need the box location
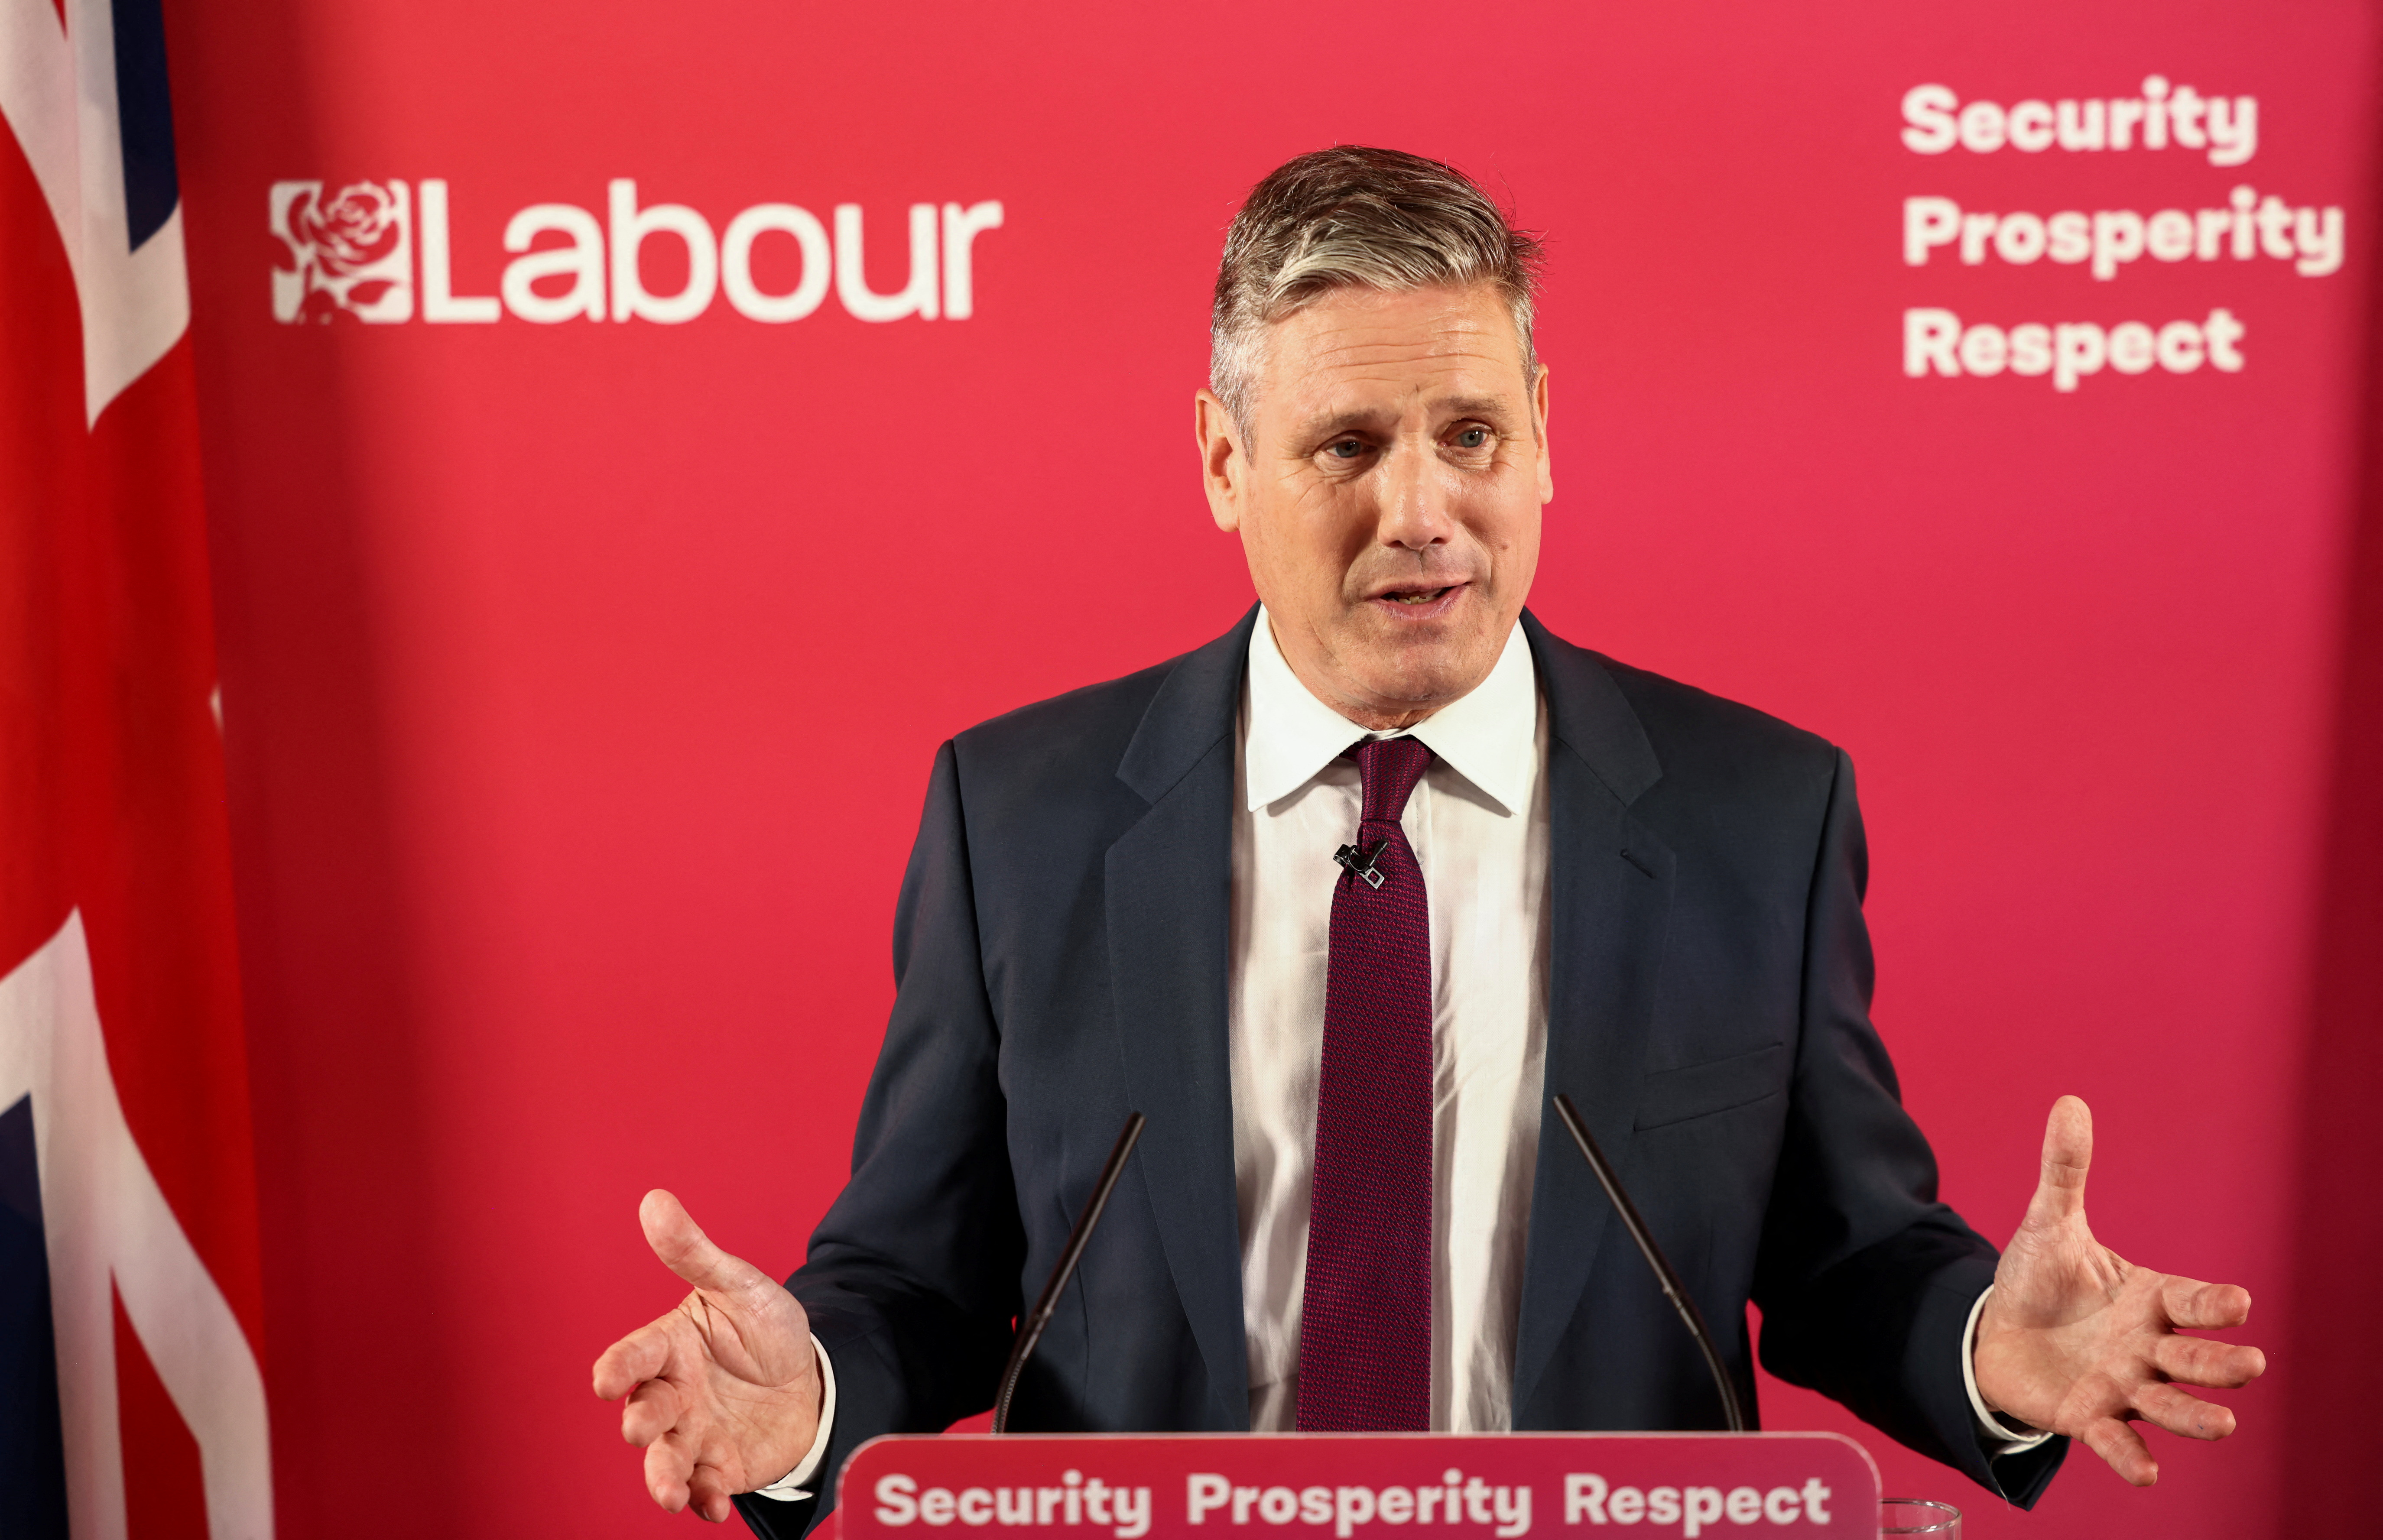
[1452,427,1490,449]
[1326,439,1367,460]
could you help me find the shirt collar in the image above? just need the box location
[1243,605,1538,815]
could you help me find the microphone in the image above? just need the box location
[1549,1093,1748,1433]
[991,1111,1147,1434]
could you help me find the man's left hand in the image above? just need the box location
[1972,1095,2267,1485]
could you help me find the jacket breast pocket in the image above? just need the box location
[1634,1043,1789,1131]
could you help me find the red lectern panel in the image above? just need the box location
[836,1433,1880,1540]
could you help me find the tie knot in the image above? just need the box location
[1354,736,1432,824]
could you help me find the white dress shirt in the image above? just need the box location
[1233,606,1548,1432]
[758,608,2042,1499]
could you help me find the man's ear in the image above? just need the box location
[1194,389,1244,532]
[1531,363,1554,506]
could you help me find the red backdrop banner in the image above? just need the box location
[154,1,2378,1536]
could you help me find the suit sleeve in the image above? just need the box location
[1750,749,2066,1508]
[736,739,1026,1540]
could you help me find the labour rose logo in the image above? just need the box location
[270,179,414,323]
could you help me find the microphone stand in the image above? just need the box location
[1550,1093,1748,1433]
[991,1112,1147,1434]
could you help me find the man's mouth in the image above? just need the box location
[1365,582,1470,617]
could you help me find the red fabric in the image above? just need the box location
[1299,737,1435,1432]
[2279,79,2383,1530]
[114,1289,209,1540]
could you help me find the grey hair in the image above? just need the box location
[1209,146,1545,443]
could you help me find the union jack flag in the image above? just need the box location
[0,0,273,1535]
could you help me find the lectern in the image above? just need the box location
[833,1432,1880,1540]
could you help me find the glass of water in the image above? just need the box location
[1880,1499,1960,1537]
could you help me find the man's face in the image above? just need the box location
[1196,283,1552,730]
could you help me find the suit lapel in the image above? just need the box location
[1107,608,1257,1428]
[1510,613,1675,1422]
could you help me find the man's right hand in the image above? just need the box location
[593,1190,824,1523]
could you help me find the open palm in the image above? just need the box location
[1972,1096,2266,1485]
[592,1190,823,1521]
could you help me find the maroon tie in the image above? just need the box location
[1297,736,1434,1431]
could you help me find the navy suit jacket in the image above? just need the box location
[735,610,2065,1538]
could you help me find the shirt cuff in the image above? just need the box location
[1963,1287,2055,1455]
[751,1334,838,1502]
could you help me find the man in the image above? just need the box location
[593,148,2265,1532]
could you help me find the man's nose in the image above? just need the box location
[1374,439,1458,550]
